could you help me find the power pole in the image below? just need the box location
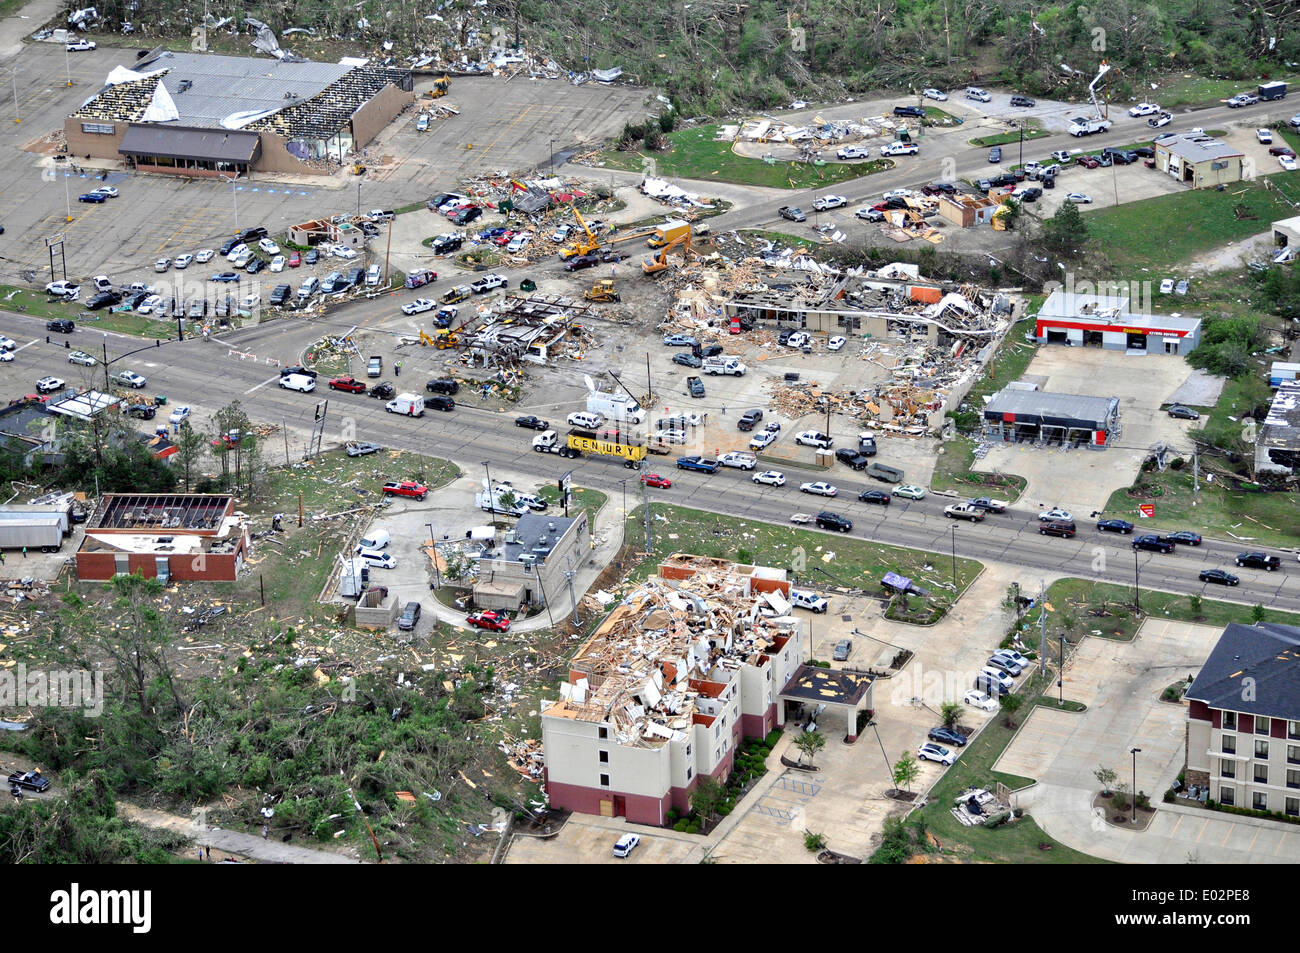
[1133,548,1142,611]
[564,556,580,625]
[642,476,652,551]
[1192,448,1199,507]
[102,340,109,391]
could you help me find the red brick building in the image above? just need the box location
[76,493,248,583]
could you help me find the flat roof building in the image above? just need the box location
[1153,131,1245,189]
[1034,290,1201,355]
[1257,380,1300,475]
[983,385,1120,448]
[473,511,589,613]
[76,493,249,583]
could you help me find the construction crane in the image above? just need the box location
[559,207,601,260]
[641,229,693,275]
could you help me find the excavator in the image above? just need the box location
[558,207,602,260]
[642,229,693,276]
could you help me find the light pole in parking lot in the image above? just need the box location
[1130,746,1142,822]
[11,69,19,123]
[549,136,554,177]
[218,173,239,230]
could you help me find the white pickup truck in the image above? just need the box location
[718,451,757,471]
[703,356,747,376]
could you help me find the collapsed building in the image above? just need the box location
[461,294,601,366]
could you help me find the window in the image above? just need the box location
[686,767,693,780]
[80,122,115,135]
[1288,797,1299,818]
[1256,716,1271,735]
[1220,785,1235,806]
[599,774,609,788]
[685,745,691,756]
[1254,764,1269,784]
[598,750,608,764]
[1255,739,1270,760]
[1222,711,1237,731]
[1221,759,1236,779]
[598,726,608,740]
[1290,720,1300,740]
[1290,745,1300,765]
[1222,736,1236,755]
[1253,792,1268,811]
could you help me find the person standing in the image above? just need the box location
[395,360,402,377]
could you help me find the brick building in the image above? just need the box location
[76,493,248,583]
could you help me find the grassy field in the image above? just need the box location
[743,229,822,252]
[0,285,191,339]
[1083,174,1299,273]
[1156,75,1300,109]
[623,502,982,593]
[537,485,608,531]
[596,125,892,189]
[971,128,1050,148]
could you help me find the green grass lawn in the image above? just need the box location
[537,485,608,531]
[1156,74,1300,109]
[1083,174,1299,273]
[971,128,1050,148]
[743,229,821,252]
[596,125,892,189]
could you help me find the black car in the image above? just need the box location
[47,319,75,333]
[1097,518,1134,534]
[369,381,395,399]
[246,257,267,275]
[929,726,968,747]
[777,328,794,345]
[1236,552,1281,571]
[515,415,549,431]
[397,601,422,632]
[430,235,463,255]
[269,284,292,306]
[428,193,458,210]
[1009,95,1036,107]
[835,448,869,470]
[673,352,702,368]
[988,146,1002,163]
[989,172,1017,187]
[1133,146,1155,158]
[125,404,156,420]
[858,489,891,505]
[1199,569,1240,586]
[450,207,482,226]
[280,365,318,379]
[426,378,459,395]
[1167,531,1202,546]
[218,238,240,256]
[7,770,49,793]
[700,343,724,358]
[815,511,853,533]
[304,249,319,265]
[1132,534,1175,554]
[86,290,122,310]
[347,267,366,287]
[126,291,150,310]
[857,436,878,456]
[234,226,268,244]
[893,104,925,118]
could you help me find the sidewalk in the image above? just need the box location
[119,803,366,864]
[0,0,62,59]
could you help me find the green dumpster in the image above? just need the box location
[155,395,167,405]
[519,278,536,292]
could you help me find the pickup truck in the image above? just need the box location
[944,502,985,522]
[968,497,1009,513]
[7,770,49,792]
[382,480,428,500]
[778,206,807,222]
[675,456,719,473]
[367,355,383,378]
[718,451,757,471]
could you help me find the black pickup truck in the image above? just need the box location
[8,770,50,792]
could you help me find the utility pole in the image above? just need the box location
[383,210,393,286]
[1058,634,1065,704]
[427,523,442,589]
[645,352,652,407]
[101,340,109,390]
[564,556,580,625]
[1133,548,1142,611]
[1037,580,1048,677]
[642,476,652,551]
[1192,448,1199,507]
[282,420,289,465]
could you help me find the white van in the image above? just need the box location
[358,530,390,551]
[966,87,992,102]
[357,548,396,569]
[386,393,425,416]
[279,373,316,393]
[297,276,320,300]
[567,411,603,429]
[789,589,829,613]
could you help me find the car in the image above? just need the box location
[345,441,382,457]
[77,191,108,203]
[1128,102,1160,117]
[514,415,549,431]
[652,429,688,444]
[1199,569,1240,586]
[1236,552,1281,571]
[257,238,280,255]
[1175,278,1189,295]
[1076,155,1099,169]
[819,335,846,353]
[332,244,358,260]
[892,484,926,500]
[122,402,154,419]
[662,333,698,347]
[672,352,702,368]
[881,189,914,202]
[881,141,919,156]
[1097,518,1134,534]
[506,233,531,253]
[1159,278,1175,294]
[786,331,811,349]
[467,610,511,632]
[449,206,483,226]
[1270,146,1298,160]
[1010,94,1036,107]
[45,280,81,298]
[246,257,266,275]
[1167,531,1202,546]
[226,243,249,262]
[304,249,319,265]
[210,272,240,283]
[279,374,315,393]
[612,833,641,858]
[986,654,1023,677]
[471,274,508,295]
[267,255,285,273]
[283,251,300,269]
[789,513,813,524]
[278,365,317,380]
[67,350,97,367]
[795,430,832,449]
[153,257,173,273]
[778,206,807,222]
[923,88,947,101]
[752,470,786,487]
[641,473,672,488]
[800,481,838,497]
[402,298,437,315]
[963,689,998,712]
[1149,112,1173,128]
[815,511,852,533]
[1050,150,1072,163]
[893,104,926,118]
[357,548,396,570]
[1132,534,1175,554]
[367,382,394,399]
[328,377,367,393]
[67,38,96,51]
[564,253,601,271]
[36,376,64,394]
[687,377,705,398]
[396,601,423,631]
[1257,129,1275,147]
[852,489,888,507]
[856,206,884,221]
[112,370,147,389]
[191,248,215,264]
[988,146,1002,163]
[550,224,573,242]
[168,406,191,425]
[1167,404,1200,420]
[1291,114,1300,129]
[917,742,956,765]
[834,448,870,470]
[1065,192,1092,204]
[813,194,847,211]
[993,649,1032,670]
[1038,508,1073,522]
[1282,155,1300,172]
[0,334,15,351]
[929,726,968,747]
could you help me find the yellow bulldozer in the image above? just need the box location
[584,279,620,303]
[428,74,450,99]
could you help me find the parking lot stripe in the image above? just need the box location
[245,375,279,395]
[156,208,208,256]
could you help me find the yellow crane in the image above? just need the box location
[642,229,693,275]
[559,207,602,260]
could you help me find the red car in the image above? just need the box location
[1077,155,1099,169]
[466,611,511,632]
[288,252,301,268]
[1270,146,1297,158]
[492,230,516,246]
[640,473,672,488]
[328,376,367,393]
[444,203,476,219]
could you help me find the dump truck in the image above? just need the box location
[531,429,646,469]
[647,219,691,249]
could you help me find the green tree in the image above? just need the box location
[175,420,207,491]
[794,729,826,766]
[1189,593,1203,618]
[1252,603,1267,624]
[892,752,920,794]
[804,831,827,852]
[941,702,962,730]
[1094,765,1117,795]
[690,776,727,832]
[1041,199,1088,259]
[1000,692,1025,728]
[998,197,1023,231]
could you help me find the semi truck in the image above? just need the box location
[703,356,747,376]
[532,429,646,468]
[0,512,65,552]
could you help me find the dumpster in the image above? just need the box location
[519,278,536,292]
[154,395,167,405]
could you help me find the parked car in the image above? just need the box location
[77,192,107,203]
[963,689,998,711]
[929,726,968,747]
[1065,192,1092,204]
[813,194,847,211]
[1257,128,1274,144]
[168,406,191,425]
[1167,404,1200,420]
[673,352,702,368]
[778,206,807,222]
[467,610,511,631]
[397,601,422,631]
[922,88,947,101]
[834,448,869,470]
[917,742,956,765]
[612,833,640,858]
[1097,518,1134,534]
[828,335,846,351]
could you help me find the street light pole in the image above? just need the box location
[12,69,19,123]
[1130,746,1142,822]
[61,169,72,222]
[1133,548,1141,611]
[427,522,442,590]
[1058,634,1065,704]
[549,136,554,177]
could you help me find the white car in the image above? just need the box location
[136,294,162,314]
[154,258,171,272]
[1065,192,1092,204]
[799,481,838,497]
[881,141,919,156]
[225,243,248,262]
[168,406,191,425]
[269,255,286,272]
[892,484,926,500]
[1160,278,1174,293]
[550,224,572,242]
[923,88,947,101]
[963,689,999,712]
[258,238,280,255]
[506,233,531,252]
[0,351,12,363]
[855,207,884,221]
[612,833,640,858]
[366,264,382,286]
[1038,507,1073,522]
[917,742,956,765]
[240,293,261,310]
[1051,150,1072,162]
[752,470,786,487]
[1128,102,1159,117]
[1148,112,1173,128]
[1257,128,1273,144]
[68,350,97,367]
[173,253,194,270]
[231,250,253,269]
[194,249,215,263]
[66,39,96,51]
[402,298,436,315]
[749,430,778,450]
[993,648,1032,669]
[357,548,396,569]
[0,335,16,351]
[653,429,688,444]
[45,280,80,298]
[813,194,847,211]
[882,188,913,201]
[36,376,65,394]
[333,244,358,259]
[786,331,811,348]
[827,335,846,351]
[1280,155,1298,172]
[795,430,832,448]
